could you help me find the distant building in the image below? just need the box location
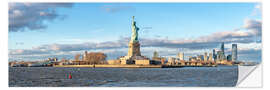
[208,53,213,61]
[217,51,225,60]
[178,52,184,60]
[213,49,217,61]
[191,56,197,61]
[204,52,208,61]
[217,51,221,60]
[197,55,204,61]
[188,56,194,61]
[232,44,237,61]
[135,60,150,65]
[83,51,88,61]
[120,59,134,65]
[107,60,121,65]
[152,56,164,65]
[48,57,58,62]
[161,57,166,65]
[152,51,162,62]
[168,57,176,65]
[227,55,232,61]
[221,42,225,54]
[120,56,134,64]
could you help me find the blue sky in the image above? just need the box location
[8,3,262,62]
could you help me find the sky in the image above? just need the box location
[8,3,262,62]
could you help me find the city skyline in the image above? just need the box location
[8,3,262,62]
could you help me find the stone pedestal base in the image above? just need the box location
[127,41,141,57]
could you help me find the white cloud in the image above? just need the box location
[101,4,134,13]
[243,19,262,36]
[9,3,73,32]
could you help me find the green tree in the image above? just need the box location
[153,51,159,58]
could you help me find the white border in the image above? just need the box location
[7,0,262,3]
[2,0,268,90]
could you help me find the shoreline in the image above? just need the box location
[53,64,218,68]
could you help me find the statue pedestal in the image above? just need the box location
[127,41,141,57]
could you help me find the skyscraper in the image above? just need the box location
[204,52,208,61]
[219,42,226,61]
[217,51,221,60]
[213,49,216,61]
[232,44,237,61]
[221,42,225,54]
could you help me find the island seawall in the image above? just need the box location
[54,65,163,68]
[54,65,217,68]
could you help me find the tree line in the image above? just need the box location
[74,52,107,64]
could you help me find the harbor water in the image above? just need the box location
[9,66,238,87]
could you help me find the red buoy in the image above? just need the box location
[68,73,72,79]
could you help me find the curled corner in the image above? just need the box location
[236,64,262,87]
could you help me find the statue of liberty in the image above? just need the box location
[131,16,139,42]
